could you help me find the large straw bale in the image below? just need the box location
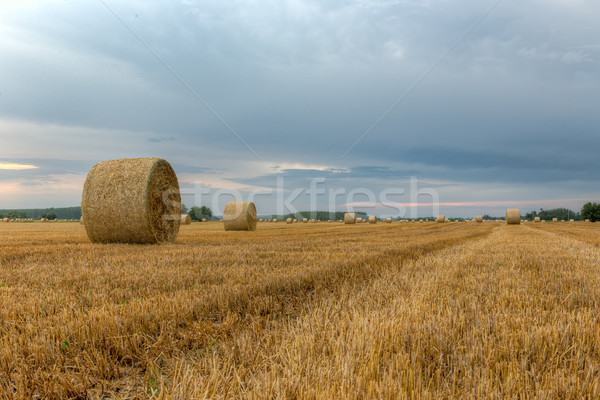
[81,158,181,244]
[223,201,257,231]
[286,218,292,224]
[437,215,446,223]
[368,216,377,224]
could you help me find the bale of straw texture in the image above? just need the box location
[505,209,521,225]
[180,214,191,225]
[552,218,558,222]
[80,216,84,225]
[286,218,293,224]
[386,217,392,223]
[586,219,590,222]
[223,201,257,231]
[369,216,377,224]
[273,218,278,223]
[475,216,483,223]
[202,218,207,222]
[436,215,446,223]
[356,217,363,223]
[40,218,47,222]
[303,218,308,223]
[534,217,541,222]
[293,219,298,223]
[570,219,574,222]
[82,158,181,244]
[2,218,9,223]
[344,213,356,224]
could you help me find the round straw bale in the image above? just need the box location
[475,216,483,223]
[506,209,521,225]
[80,216,84,225]
[286,218,292,224]
[202,218,207,222]
[436,215,446,223]
[223,201,257,231]
[40,218,47,222]
[303,218,308,223]
[82,158,181,244]
[369,216,377,224]
[293,219,298,223]
[534,217,540,222]
[569,219,574,222]
[356,217,363,223]
[180,214,191,225]
[552,218,558,222]
[386,217,392,223]
[344,213,356,224]
[2,218,9,223]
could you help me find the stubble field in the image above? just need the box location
[1,221,600,399]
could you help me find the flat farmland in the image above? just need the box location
[1,221,600,399]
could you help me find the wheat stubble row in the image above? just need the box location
[0,222,492,399]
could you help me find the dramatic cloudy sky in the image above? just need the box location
[1,0,599,217]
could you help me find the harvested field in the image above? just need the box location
[1,222,600,398]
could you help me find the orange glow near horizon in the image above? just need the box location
[0,163,39,170]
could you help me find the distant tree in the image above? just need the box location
[188,206,212,221]
[45,213,57,220]
[199,206,213,219]
[581,202,600,222]
[181,204,189,215]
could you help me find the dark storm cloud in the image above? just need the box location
[1,0,599,210]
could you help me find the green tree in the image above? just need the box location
[181,204,189,214]
[581,202,600,222]
[199,206,213,218]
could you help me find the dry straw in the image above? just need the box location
[286,218,292,224]
[386,217,392,223]
[303,218,308,223]
[82,158,181,244]
[369,216,377,224]
[506,209,521,225]
[344,213,356,224]
[437,215,446,223]
[534,217,541,222]
[552,218,558,222]
[475,216,483,223]
[180,214,191,225]
[80,216,84,225]
[223,201,257,231]
[2,218,9,223]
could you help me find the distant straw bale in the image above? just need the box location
[344,213,356,224]
[506,209,521,225]
[223,201,257,231]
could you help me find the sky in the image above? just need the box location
[1,0,599,217]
